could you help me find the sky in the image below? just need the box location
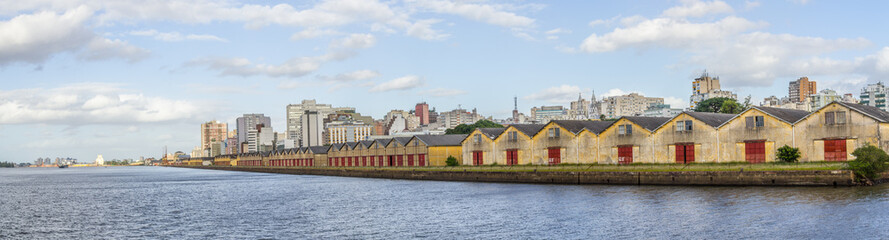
[3,0,889,163]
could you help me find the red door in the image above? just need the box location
[506,150,518,165]
[547,147,561,165]
[618,146,633,164]
[362,156,367,166]
[675,144,695,164]
[473,151,483,165]
[745,141,765,163]
[419,154,426,166]
[825,139,847,161]
[407,155,414,166]
[397,155,404,166]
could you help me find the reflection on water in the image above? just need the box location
[1,167,887,239]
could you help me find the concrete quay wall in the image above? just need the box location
[176,166,858,186]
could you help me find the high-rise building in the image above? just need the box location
[201,120,228,151]
[601,93,664,119]
[286,100,354,143]
[224,137,238,154]
[415,102,430,125]
[300,111,324,147]
[236,114,270,146]
[860,82,889,112]
[326,122,373,144]
[690,71,737,109]
[789,76,817,103]
[531,106,568,122]
[809,89,843,110]
[438,107,484,129]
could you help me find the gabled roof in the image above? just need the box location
[415,134,468,146]
[346,142,359,149]
[374,138,392,146]
[683,111,736,128]
[549,120,615,135]
[330,143,344,151]
[390,137,413,146]
[621,116,672,131]
[308,146,329,154]
[510,124,546,137]
[476,127,506,138]
[359,140,375,148]
[754,106,809,123]
[832,101,889,123]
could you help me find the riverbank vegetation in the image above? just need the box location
[0,161,15,168]
[848,145,889,183]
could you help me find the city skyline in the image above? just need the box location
[4,0,889,162]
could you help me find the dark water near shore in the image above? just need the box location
[2,167,889,239]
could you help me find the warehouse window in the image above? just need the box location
[619,124,633,135]
[548,128,560,138]
[474,134,482,143]
[745,116,765,129]
[826,111,846,125]
[508,131,518,142]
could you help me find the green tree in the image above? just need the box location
[776,145,800,163]
[0,161,15,168]
[445,156,459,166]
[695,97,734,113]
[445,119,504,134]
[718,99,744,114]
[848,144,889,181]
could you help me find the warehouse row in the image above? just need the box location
[177,101,889,167]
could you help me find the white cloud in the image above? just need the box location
[588,19,606,28]
[0,83,209,125]
[405,0,536,28]
[545,28,571,40]
[0,6,147,65]
[662,0,733,18]
[330,33,376,49]
[580,16,764,53]
[664,97,689,109]
[318,70,381,82]
[420,88,467,97]
[129,29,227,42]
[578,1,888,88]
[600,88,638,97]
[290,28,340,40]
[188,56,323,78]
[369,75,425,92]
[78,38,149,62]
[524,85,585,104]
[744,1,761,10]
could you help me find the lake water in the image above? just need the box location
[1,167,888,239]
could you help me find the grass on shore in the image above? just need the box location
[228,162,847,172]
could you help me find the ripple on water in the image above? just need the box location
[2,167,889,239]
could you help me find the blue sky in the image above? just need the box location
[3,0,889,163]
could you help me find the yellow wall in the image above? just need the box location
[793,103,881,162]
[492,126,536,165]
[530,123,578,165]
[717,109,794,163]
[651,114,719,163]
[428,146,462,166]
[461,129,497,165]
[597,118,657,163]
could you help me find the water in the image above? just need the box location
[2,167,889,239]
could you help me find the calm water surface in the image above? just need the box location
[1,167,888,239]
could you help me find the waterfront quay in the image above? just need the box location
[175,162,862,186]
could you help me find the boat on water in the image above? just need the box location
[58,165,68,168]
